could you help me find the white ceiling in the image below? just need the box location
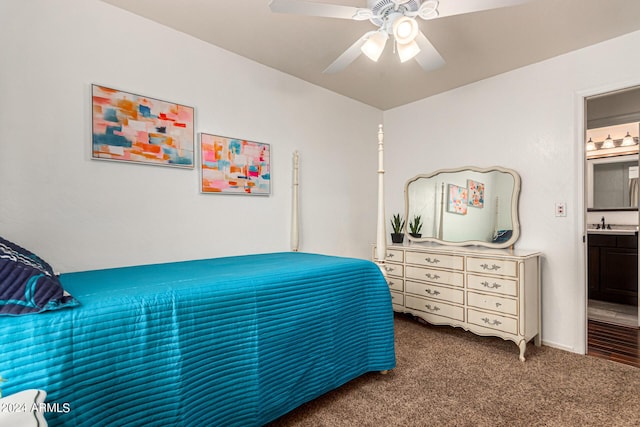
[100,0,640,110]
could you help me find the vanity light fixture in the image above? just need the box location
[621,131,637,146]
[586,137,597,151]
[601,134,615,149]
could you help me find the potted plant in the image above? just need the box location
[390,213,405,244]
[409,215,423,238]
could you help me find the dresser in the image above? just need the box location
[375,244,541,361]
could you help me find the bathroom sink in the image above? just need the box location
[587,225,638,235]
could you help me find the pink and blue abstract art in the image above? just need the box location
[200,133,271,195]
[92,84,194,168]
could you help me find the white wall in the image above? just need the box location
[0,0,382,272]
[383,30,640,353]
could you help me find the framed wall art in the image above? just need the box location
[91,84,194,168]
[467,179,485,208]
[447,183,468,215]
[200,133,271,195]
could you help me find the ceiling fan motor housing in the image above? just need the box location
[367,0,421,28]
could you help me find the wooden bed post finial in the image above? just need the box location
[375,124,387,276]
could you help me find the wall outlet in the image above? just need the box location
[555,202,567,217]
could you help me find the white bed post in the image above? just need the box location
[291,150,300,252]
[375,124,387,276]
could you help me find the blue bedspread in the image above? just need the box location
[0,252,395,426]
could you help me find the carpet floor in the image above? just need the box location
[267,313,640,427]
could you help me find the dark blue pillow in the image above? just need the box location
[0,237,79,315]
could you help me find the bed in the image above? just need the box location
[1,125,395,426]
[0,251,395,426]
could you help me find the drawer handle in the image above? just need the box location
[385,266,395,272]
[480,263,501,271]
[388,280,395,286]
[482,317,502,326]
[425,289,441,296]
[481,281,501,289]
[425,273,441,280]
[425,304,440,312]
[387,253,395,258]
[424,257,440,264]
[495,302,502,308]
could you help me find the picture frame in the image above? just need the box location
[91,84,194,168]
[200,133,271,195]
[467,179,485,208]
[447,183,468,215]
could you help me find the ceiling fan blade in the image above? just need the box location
[269,0,368,20]
[413,31,445,72]
[433,0,530,19]
[323,31,375,74]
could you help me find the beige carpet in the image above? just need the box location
[267,314,640,427]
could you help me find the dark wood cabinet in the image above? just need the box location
[588,233,638,305]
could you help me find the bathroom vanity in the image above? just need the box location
[588,229,638,305]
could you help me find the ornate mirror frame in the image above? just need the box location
[404,166,521,249]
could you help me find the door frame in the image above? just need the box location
[577,80,640,354]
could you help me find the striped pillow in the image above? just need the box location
[0,237,78,315]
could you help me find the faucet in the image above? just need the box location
[599,216,612,230]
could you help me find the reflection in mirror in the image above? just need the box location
[405,166,521,249]
[587,154,639,210]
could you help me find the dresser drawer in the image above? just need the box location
[385,248,404,262]
[467,309,518,335]
[467,274,518,297]
[382,263,404,278]
[406,295,464,322]
[386,277,404,292]
[405,251,464,270]
[372,246,405,262]
[406,280,464,304]
[406,265,464,287]
[390,291,404,309]
[467,291,517,316]
[467,256,517,277]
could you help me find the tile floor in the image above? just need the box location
[588,299,638,327]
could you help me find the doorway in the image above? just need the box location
[584,86,640,367]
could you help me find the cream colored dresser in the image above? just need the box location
[375,244,541,361]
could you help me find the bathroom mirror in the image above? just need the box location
[404,166,521,249]
[587,154,639,211]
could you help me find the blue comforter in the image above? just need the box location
[0,252,395,426]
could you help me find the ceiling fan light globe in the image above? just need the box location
[393,16,419,44]
[361,31,388,62]
[397,40,420,62]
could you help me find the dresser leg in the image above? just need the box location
[518,340,526,362]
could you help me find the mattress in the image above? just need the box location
[0,252,395,426]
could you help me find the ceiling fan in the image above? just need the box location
[269,0,530,73]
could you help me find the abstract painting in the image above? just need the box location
[200,133,271,195]
[92,84,194,168]
[467,179,485,208]
[447,184,468,215]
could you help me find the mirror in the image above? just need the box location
[404,166,521,249]
[587,154,638,211]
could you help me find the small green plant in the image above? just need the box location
[390,213,405,234]
[409,215,423,234]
